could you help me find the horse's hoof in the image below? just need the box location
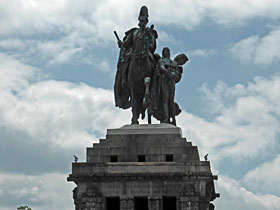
[141,112,145,120]
[143,98,147,108]
[131,120,139,124]
[162,118,169,124]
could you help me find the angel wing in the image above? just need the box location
[174,54,189,66]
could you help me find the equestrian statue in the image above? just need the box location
[114,6,188,125]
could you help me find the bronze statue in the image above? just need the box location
[150,48,188,125]
[114,6,158,124]
[114,6,188,125]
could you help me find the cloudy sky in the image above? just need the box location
[0,0,280,209]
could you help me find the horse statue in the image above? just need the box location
[114,6,158,124]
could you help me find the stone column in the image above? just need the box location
[180,197,199,210]
[199,201,213,210]
[83,197,102,210]
[148,196,161,210]
[120,197,134,210]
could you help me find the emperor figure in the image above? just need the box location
[114,6,158,124]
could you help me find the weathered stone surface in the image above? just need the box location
[86,124,198,164]
[68,124,219,210]
[107,124,182,135]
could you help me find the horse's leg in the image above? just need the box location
[143,76,153,124]
[148,113,151,124]
[144,58,153,124]
[144,77,151,98]
[130,87,139,124]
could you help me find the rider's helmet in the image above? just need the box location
[138,6,149,22]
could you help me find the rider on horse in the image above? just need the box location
[114,6,158,124]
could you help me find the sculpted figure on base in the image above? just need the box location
[114,5,158,124]
[151,47,188,125]
[114,6,188,125]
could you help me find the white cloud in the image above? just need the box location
[0,54,131,152]
[229,35,259,63]
[0,53,40,91]
[97,60,112,73]
[0,39,26,49]
[178,74,280,163]
[215,175,280,210]
[0,34,96,66]
[0,172,75,210]
[0,0,81,36]
[229,28,280,65]
[48,47,83,65]
[206,0,280,26]
[0,0,138,38]
[151,0,280,29]
[0,0,128,66]
[157,30,178,46]
[1,0,280,37]
[1,0,280,66]
[243,155,280,195]
[187,49,216,58]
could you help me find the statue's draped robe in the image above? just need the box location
[114,42,131,109]
[150,57,182,121]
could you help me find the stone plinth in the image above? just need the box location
[107,124,182,135]
[68,124,219,210]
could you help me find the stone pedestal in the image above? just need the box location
[68,124,219,210]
